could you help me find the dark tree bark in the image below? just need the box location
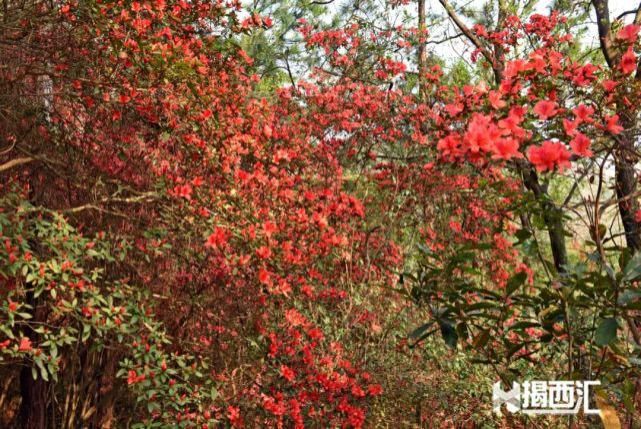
[521,165,568,273]
[592,0,641,252]
[615,133,641,251]
[19,367,47,429]
[18,290,47,429]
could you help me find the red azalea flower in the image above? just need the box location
[205,226,228,248]
[621,47,637,75]
[572,104,594,123]
[18,337,32,352]
[533,100,558,120]
[492,138,522,160]
[618,24,640,43]
[258,268,272,285]
[280,365,296,381]
[563,118,579,136]
[569,133,592,157]
[367,384,383,395]
[256,246,272,259]
[227,406,243,427]
[127,370,138,385]
[527,140,571,172]
[605,115,624,135]
[602,79,618,92]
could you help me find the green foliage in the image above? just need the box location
[406,215,641,414]
[0,193,219,426]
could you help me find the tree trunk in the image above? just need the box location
[521,163,568,273]
[417,0,426,100]
[615,144,640,251]
[614,90,641,252]
[591,0,641,253]
[19,366,47,429]
[96,351,119,429]
[18,289,47,429]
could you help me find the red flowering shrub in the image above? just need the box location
[0,0,393,427]
[2,0,641,426]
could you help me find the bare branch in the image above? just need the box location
[597,188,641,215]
[0,157,33,173]
[426,33,464,45]
[437,0,500,82]
[61,191,159,217]
[616,9,637,20]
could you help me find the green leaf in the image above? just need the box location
[0,326,15,339]
[595,318,618,347]
[507,341,526,359]
[622,251,641,282]
[466,301,498,312]
[408,321,435,347]
[82,324,91,342]
[439,321,458,349]
[618,290,641,306]
[38,363,49,381]
[515,228,532,242]
[210,386,219,400]
[408,321,434,341]
[509,321,540,331]
[506,272,527,296]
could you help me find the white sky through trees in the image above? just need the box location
[426,0,634,67]
[241,0,636,82]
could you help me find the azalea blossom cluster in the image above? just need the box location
[3,0,641,425]
[431,16,638,173]
[1,0,395,427]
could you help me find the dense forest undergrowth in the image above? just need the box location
[1,0,641,427]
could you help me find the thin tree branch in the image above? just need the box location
[0,157,33,173]
[437,0,499,80]
[616,9,637,21]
